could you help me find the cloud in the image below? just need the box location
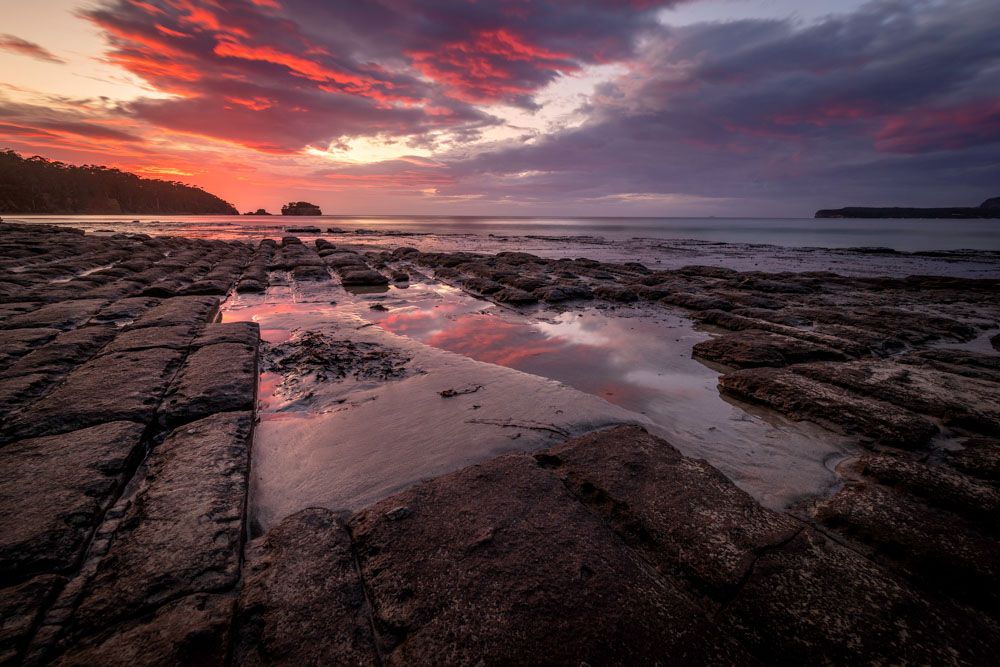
[434,0,1000,212]
[0,34,65,64]
[1,0,997,215]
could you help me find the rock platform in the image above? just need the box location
[1,223,998,664]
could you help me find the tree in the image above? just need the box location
[0,150,239,214]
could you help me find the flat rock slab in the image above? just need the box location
[721,528,1000,664]
[542,425,800,598]
[693,329,849,368]
[236,508,376,666]
[66,412,252,640]
[339,269,388,286]
[719,366,938,448]
[791,359,1000,435]
[192,322,260,349]
[0,421,146,580]
[0,300,106,331]
[128,296,220,329]
[947,436,1000,481]
[53,594,233,667]
[3,347,184,441]
[91,297,160,325]
[160,342,258,427]
[0,575,64,666]
[694,310,868,356]
[859,453,1000,520]
[815,483,1000,606]
[3,326,117,378]
[348,452,749,665]
[0,328,60,368]
[0,373,54,424]
[235,425,1000,663]
[100,325,196,354]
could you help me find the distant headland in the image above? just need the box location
[0,150,238,215]
[816,197,1000,219]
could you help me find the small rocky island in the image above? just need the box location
[280,201,322,216]
[816,196,1000,219]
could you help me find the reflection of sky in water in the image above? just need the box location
[224,279,855,510]
[372,302,705,419]
[365,289,856,513]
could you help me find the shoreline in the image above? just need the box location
[1,222,998,663]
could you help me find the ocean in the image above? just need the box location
[7,214,1000,252]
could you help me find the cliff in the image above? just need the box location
[0,150,238,215]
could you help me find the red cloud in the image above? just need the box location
[0,34,66,64]
[213,39,373,89]
[875,99,1000,153]
[408,29,579,103]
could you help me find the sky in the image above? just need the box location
[0,0,997,216]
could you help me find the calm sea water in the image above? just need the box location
[7,214,1000,251]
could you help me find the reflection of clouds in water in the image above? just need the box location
[426,315,571,367]
[379,307,447,338]
[534,313,611,347]
[621,369,709,399]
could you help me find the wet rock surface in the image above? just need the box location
[263,330,411,402]
[237,425,999,664]
[2,223,998,664]
[2,347,185,442]
[0,422,146,580]
[52,594,234,667]
[63,412,252,643]
[540,426,801,599]
[693,329,849,368]
[347,448,750,665]
[0,224,259,665]
[235,509,376,666]
[160,342,258,426]
[0,576,63,666]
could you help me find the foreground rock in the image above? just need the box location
[719,366,938,448]
[352,455,747,663]
[237,426,999,664]
[57,412,252,649]
[53,594,233,666]
[160,337,258,427]
[0,422,146,580]
[2,348,184,442]
[235,509,376,666]
[3,225,999,665]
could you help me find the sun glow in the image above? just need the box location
[306,136,434,164]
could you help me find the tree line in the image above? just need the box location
[0,150,238,215]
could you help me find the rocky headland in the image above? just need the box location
[0,151,238,215]
[1,221,998,664]
[816,196,1000,218]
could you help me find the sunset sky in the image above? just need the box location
[0,0,997,216]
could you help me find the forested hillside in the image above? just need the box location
[0,151,238,214]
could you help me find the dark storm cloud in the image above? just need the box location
[278,0,683,106]
[4,0,996,214]
[441,0,1000,212]
[75,0,684,152]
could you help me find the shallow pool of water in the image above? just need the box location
[222,271,855,525]
[347,281,857,510]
